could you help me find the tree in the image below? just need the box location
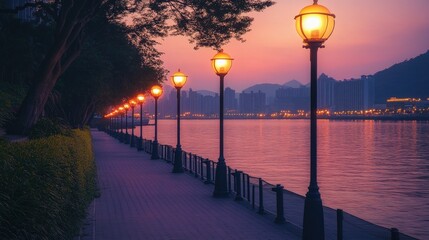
[46,15,163,128]
[10,0,274,133]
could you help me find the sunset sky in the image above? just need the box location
[158,0,429,92]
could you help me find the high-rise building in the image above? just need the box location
[224,87,238,111]
[317,74,336,110]
[274,86,310,111]
[239,90,266,113]
[333,75,375,111]
[188,89,203,114]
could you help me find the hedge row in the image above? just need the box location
[0,129,97,239]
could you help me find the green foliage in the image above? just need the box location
[0,130,97,239]
[28,118,72,139]
[2,0,274,132]
[0,82,27,128]
[49,15,163,127]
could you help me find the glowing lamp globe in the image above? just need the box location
[124,103,130,110]
[171,70,187,89]
[151,84,163,99]
[129,100,137,108]
[294,1,335,44]
[137,94,145,104]
[211,50,233,76]
[119,107,124,113]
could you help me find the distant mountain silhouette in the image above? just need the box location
[374,50,429,103]
[160,50,429,105]
[196,90,217,96]
[283,80,303,88]
[242,83,282,103]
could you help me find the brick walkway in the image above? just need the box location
[80,130,300,240]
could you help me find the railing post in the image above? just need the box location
[228,167,232,193]
[247,174,250,201]
[242,173,246,200]
[163,145,165,159]
[252,184,255,209]
[200,157,204,180]
[162,145,165,159]
[272,184,285,224]
[204,159,212,184]
[234,170,243,201]
[391,228,399,240]
[194,155,198,178]
[163,145,166,159]
[189,153,193,173]
[258,178,265,214]
[183,151,187,170]
[337,209,343,240]
[212,162,215,182]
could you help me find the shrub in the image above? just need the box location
[0,129,97,239]
[28,118,72,139]
[0,82,26,129]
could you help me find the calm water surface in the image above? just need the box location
[136,119,429,239]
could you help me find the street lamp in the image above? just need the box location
[171,69,187,173]
[137,94,145,151]
[295,1,335,239]
[150,84,163,159]
[114,109,119,138]
[118,106,125,142]
[129,99,137,148]
[211,49,233,197]
[123,103,130,144]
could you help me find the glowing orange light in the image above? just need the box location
[171,69,187,89]
[151,84,163,98]
[211,50,233,76]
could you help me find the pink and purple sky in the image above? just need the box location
[158,0,429,92]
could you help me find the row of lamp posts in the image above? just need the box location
[105,84,164,160]
[104,1,334,238]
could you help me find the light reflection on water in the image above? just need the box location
[136,119,429,239]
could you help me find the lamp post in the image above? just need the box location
[118,106,125,142]
[123,103,130,144]
[107,113,112,133]
[294,1,335,239]
[150,84,163,159]
[171,70,187,173]
[137,94,145,151]
[114,109,119,138]
[129,100,137,147]
[211,50,233,197]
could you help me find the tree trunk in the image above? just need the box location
[13,47,63,133]
[11,1,101,134]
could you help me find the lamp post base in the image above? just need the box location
[137,138,143,151]
[302,187,325,240]
[151,140,160,159]
[130,136,135,148]
[213,159,228,198]
[172,145,183,173]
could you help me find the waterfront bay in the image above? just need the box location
[136,119,429,239]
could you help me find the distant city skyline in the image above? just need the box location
[158,0,429,92]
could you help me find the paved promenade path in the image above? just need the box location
[83,130,300,240]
